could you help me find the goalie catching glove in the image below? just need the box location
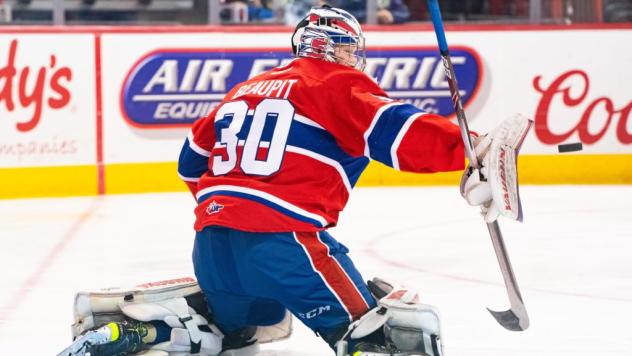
[460,114,533,223]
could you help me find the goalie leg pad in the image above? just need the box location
[383,303,442,355]
[72,277,203,335]
[71,277,222,355]
[69,277,292,355]
[339,277,443,356]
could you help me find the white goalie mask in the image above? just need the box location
[291,6,366,71]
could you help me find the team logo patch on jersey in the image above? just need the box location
[121,46,481,127]
[206,201,224,215]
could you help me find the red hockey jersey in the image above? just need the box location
[178,57,465,232]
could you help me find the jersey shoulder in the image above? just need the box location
[289,58,381,90]
[323,64,386,97]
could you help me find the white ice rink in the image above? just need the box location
[1,186,631,356]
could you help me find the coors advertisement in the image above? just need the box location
[533,69,632,146]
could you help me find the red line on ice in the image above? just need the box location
[0,200,100,328]
[363,225,632,303]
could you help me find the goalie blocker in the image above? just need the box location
[59,277,292,356]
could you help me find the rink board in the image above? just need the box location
[0,25,630,198]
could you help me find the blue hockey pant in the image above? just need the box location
[192,226,376,341]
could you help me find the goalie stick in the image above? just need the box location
[426,0,530,331]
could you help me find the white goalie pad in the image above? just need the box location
[71,276,292,355]
[381,295,442,356]
[72,277,221,355]
[72,277,202,337]
[461,114,533,222]
[341,278,443,356]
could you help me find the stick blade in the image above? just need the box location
[487,308,530,331]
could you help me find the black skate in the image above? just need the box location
[218,326,259,356]
[57,320,148,356]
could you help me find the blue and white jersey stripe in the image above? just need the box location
[286,145,353,192]
[390,113,423,170]
[294,113,325,130]
[287,120,369,189]
[363,102,403,157]
[196,185,329,228]
[187,131,211,157]
[363,103,424,169]
[178,132,210,182]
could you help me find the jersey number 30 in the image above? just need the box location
[212,98,294,176]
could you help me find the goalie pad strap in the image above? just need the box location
[179,315,202,354]
[119,294,207,351]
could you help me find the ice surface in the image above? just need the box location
[0,186,631,355]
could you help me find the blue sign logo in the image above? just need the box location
[121,47,482,127]
[365,47,481,116]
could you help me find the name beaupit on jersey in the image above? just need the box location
[177,56,465,233]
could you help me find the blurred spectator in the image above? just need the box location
[5,0,629,26]
[418,0,529,22]
[443,0,484,16]
[221,0,249,22]
[248,0,276,22]
[330,0,410,24]
[0,11,7,22]
[488,0,528,17]
[403,0,424,21]
[604,0,632,22]
[285,0,325,25]
[0,0,10,22]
